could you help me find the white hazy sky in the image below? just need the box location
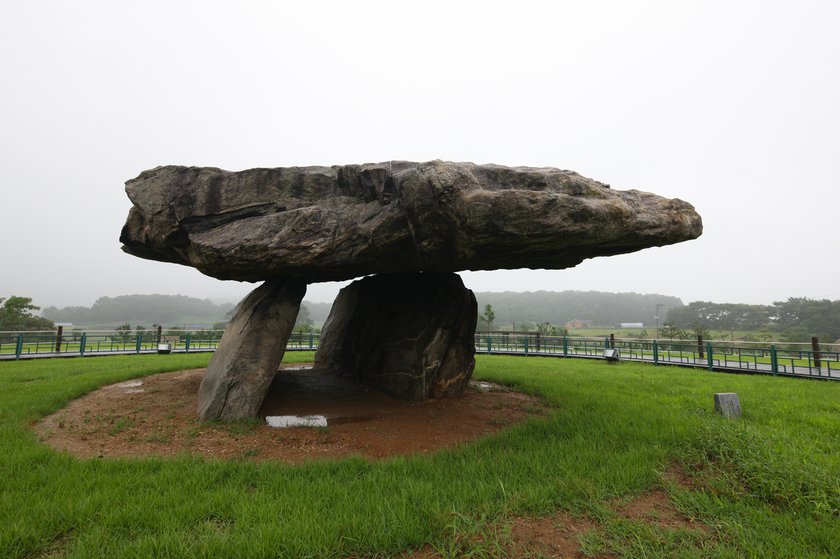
[1,0,838,308]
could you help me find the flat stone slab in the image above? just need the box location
[120,160,702,282]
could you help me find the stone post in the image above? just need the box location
[714,393,742,419]
[812,337,821,369]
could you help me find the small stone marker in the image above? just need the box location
[714,393,742,419]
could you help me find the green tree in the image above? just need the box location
[771,297,839,342]
[295,305,314,333]
[115,322,132,342]
[660,321,686,340]
[536,322,558,336]
[479,304,496,330]
[693,323,710,340]
[0,296,55,331]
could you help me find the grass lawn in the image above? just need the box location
[1,353,838,558]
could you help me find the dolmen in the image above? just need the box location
[120,160,702,421]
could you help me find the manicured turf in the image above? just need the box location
[0,353,838,558]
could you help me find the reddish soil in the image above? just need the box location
[36,367,708,558]
[36,364,549,463]
[400,465,707,558]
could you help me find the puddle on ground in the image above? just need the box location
[266,415,328,428]
[280,365,314,371]
[472,381,496,392]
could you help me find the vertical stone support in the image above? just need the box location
[197,279,306,421]
[315,272,477,401]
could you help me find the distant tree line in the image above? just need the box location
[302,302,332,324]
[666,298,840,342]
[0,296,54,331]
[473,290,683,328]
[29,291,839,343]
[42,294,235,326]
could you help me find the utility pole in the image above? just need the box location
[655,303,664,339]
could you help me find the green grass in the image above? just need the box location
[1,353,838,557]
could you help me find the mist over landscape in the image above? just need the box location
[29,289,838,343]
[1,5,839,557]
[1,3,838,310]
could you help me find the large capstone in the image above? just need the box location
[120,160,703,420]
[315,273,477,401]
[120,160,702,281]
[197,279,305,421]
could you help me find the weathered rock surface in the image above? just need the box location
[122,160,703,418]
[197,279,305,421]
[714,392,742,419]
[315,273,477,401]
[120,160,702,282]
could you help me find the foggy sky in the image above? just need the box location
[1,1,838,309]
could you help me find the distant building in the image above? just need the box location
[565,319,592,329]
[619,322,644,328]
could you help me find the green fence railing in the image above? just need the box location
[2,328,837,381]
[473,333,839,379]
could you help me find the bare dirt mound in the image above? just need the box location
[37,365,548,463]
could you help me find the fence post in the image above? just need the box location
[15,335,23,360]
[770,345,778,375]
[706,342,713,370]
[309,332,314,350]
[609,333,615,349]
[563,336,568,356]
[55,325,63,353]
[80,333,87,356]
[487,335,492,353]
[698,335,705,359]
[185,333,191,353]
[156,325,163,345]
[653,340,659,365]
[812,337,821,369]
[524,335,529,355]
[136,333,142,354]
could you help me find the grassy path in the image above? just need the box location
[0,354,838,557]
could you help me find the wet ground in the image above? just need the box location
[37,364,549,463]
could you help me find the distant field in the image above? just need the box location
[525,327,785,343]
[1,354,838,557]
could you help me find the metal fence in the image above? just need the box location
[2,327,837,381]
[0,329,319,360]
[473,332,840,379]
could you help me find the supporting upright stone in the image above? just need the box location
[198,279,306,421]
[315,272,477,401]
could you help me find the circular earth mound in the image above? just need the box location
[37,365,548,463]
